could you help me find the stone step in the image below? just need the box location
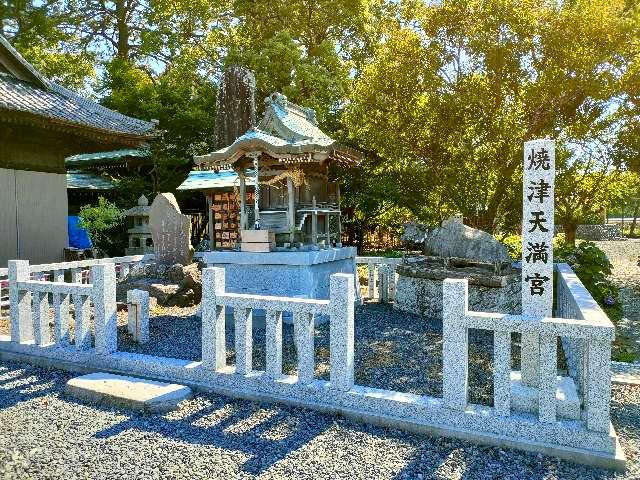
[65,372,192,413]
[510,371,581,419]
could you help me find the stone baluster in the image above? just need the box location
[585,339,612,433]
[538,334,557,423]
[234,307,253,375]
[388,265,396,302]
[92,264,117,355]
[52,269,70,344]
[442,279,469,411]
[378,265,388,302]
[9,260,33,343]
[493,330,511,416]
[266,309,283,379]
[32,290,51,345]
[330,273,355,391]
[70,268,90,349]
[201,267,227,371]
[294,312,315,384]
[127,289,149,344]
[367,263,375,300]
[73,294,91,350]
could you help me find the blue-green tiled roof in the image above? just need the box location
[176,169,256,191]
[66,171,116,190]
[66,148,149,165]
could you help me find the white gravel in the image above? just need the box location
[0,359,638,480]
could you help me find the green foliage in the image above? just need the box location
[1,0,96,90]
[344,0,638,233]
[554,240,622,322]
[5,0,640,252]
[499,234,522,261]
[78,197,126,256]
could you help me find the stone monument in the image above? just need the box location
[520,138,555,386]
[149,193,193,265]
[395,215,520,318]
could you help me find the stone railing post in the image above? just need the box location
[9,260,32,343]
[127,289,150,343]
[378,264,388,302]
[585,338,612,433]
[329,273,355,391]
[202,267,227,370]
[442,279,469,411]
[92,263,117,355]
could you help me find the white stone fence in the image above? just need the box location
[555,263,614,397]
[355,256,402,302]
[0,254,153,310]
[0,260,625,469]
[7,260,117,353]
[443,270,614,434]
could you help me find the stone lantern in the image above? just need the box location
[124,195,153,255]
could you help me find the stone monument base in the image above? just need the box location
[203,247,358,323]
[394,263,521,318]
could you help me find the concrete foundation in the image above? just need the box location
[395,272,521,318]
[203,247,358,322]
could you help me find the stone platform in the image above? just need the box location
[394,261,521,318]
[203,247,358,322]
[65,372,192,412]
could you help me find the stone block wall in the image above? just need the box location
[576,224,625,241]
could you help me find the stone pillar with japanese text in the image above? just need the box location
[520,139,555,387]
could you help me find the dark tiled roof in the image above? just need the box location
[0,72,155,138]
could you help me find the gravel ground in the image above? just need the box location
[117,303,531,406]
[0,359,637,480]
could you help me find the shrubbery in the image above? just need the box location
[79,197,126,257]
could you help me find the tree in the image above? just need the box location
[0,0,94,89]
[79,197,125,255]
[344,0,637,234]
[555,139,629,244]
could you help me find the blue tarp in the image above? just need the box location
[68,216,92,249]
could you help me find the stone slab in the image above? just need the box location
[0,339,625,472]
[241,230,275,243]
[204,246,357,266]
[510,371,581,420]
[65,372,192,412]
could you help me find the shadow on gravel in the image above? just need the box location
[0,364,61,411]
[87,395,332,475]
[116,303,501,405]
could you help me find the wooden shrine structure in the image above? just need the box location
[186,92,360,248]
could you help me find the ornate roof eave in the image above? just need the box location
[194,137,338,166]
[0,110,157,147]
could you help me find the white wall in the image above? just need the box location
[0,168,68,266]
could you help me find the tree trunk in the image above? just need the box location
[564,223,577,246]
[630,202,639,236]
[115,0,130,59]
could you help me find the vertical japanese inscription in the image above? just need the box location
[522,139,555,317]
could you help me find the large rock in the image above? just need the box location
[149,193,193,265]
[395,273,521,319]
[402,216,511,264]
[166,263,202,307]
